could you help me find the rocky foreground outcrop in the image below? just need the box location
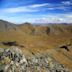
[0,47,71,72]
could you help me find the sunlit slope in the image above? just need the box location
[18,23,72,34]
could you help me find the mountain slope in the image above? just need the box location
[0,20,17,31]
[18,24,72,35]
[0,20,72,70]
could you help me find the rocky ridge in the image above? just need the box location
[0,20,72,35]
[0,47,71,72]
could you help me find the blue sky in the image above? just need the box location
[0,0,72,23]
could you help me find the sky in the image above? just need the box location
[0,0,72,24]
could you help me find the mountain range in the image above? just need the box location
[0,20,72,70]
[0,20,72,35]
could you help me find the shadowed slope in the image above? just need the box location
[0,20,17,31]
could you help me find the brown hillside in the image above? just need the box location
[0,20,72,70]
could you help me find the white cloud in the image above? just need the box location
[48,6,67,10]
[46,1,72,11]
[0,2,72,23]
[47,1,71,11]
[62,1,72,5]
[0,2,71,13]
[29,3,49,8]
[1,13,72,23]
[65,14,72,18]
[34,17,62,23]
[0,6,39,13]
[0,3,50,13]
[33,13,72,23]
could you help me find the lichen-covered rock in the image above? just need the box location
[0,47,71,72]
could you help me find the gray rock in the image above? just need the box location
[0,47,71,72]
